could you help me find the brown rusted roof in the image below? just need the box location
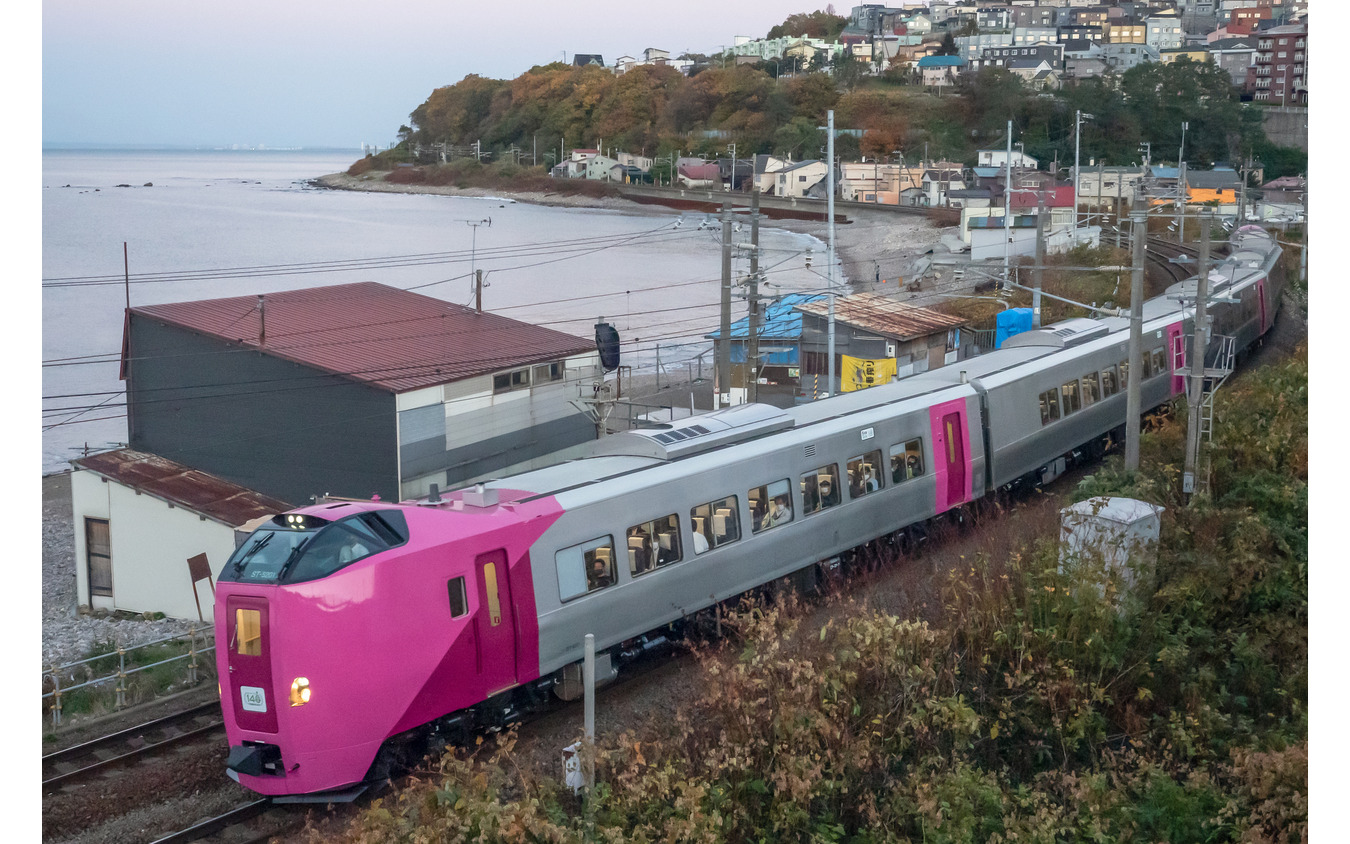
[794,293,968,340]
[129,282,594,394]
[72,449,294,527]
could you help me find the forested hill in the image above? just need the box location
[388,57,1304,178]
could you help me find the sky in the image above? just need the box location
[40,0,840,148]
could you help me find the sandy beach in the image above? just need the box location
[313,171,952,294]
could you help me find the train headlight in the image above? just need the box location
[289,677,312,706]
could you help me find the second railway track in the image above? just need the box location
[43,700,225,791]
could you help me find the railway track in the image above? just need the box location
[43,700,224,791]
[147,798,308,844]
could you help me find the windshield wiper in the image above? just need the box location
[233,532,272,574]
[275,536,314,583]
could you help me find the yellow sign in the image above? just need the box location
[841,355,897,392]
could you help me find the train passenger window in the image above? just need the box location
[1061,380,1081,416]
[1100,366,1119,397]
[1118,359,1130,387]
[690,496,739,554]
[627,514,681,575]
[889,439,925,483]
[1080,373,1100,407]
[555,536,615,601]
[1039,389,1060,425]
[801,464,841,515]
[447,576,468,618]
[847,450,883,499]
[1151,348,1168,376]
[750,479,793,533]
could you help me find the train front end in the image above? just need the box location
[214,505,419,799]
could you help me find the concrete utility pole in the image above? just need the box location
[748,190,762,403]
[1177,160,1188,243]
[1183,210,1213,501]
[719,200,733,408]
[827,109,837,398]
[1125,197,1147,473]
[1033,189,1046,327]
[1074,110,1094,227]
[1002,119,1013,289]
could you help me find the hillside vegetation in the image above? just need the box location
[309,344,1308,841]
[374,57,1304,180]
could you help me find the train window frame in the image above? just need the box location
[1100,365,1119,397]
[1061,379,1082,416]
[847,450,884,499]
[1080,373,1100,407]
[235,609,262,656]
[555,535,616,602]
[447,576,469,618]
[750,479,794,533]
[801,464,841,515]
[533,362,565,384]
[1039,388,1061,425]
[889,438,925,483]
[690,495,740,554]
[1118,359,1130,387]
[1151,348,1168,377]
[626,514,681,576]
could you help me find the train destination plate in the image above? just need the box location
[240,685,267,712]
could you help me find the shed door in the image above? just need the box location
[474,550,517,696]
[84,517,113,598]
[226,596,278,734]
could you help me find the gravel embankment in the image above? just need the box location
[41,472,204,670]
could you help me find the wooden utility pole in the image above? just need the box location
[475,270,484,313]
[1125,198,1147,473]
[747,190,762,403]
[718,200,733,408]
[1182,210,1214,500]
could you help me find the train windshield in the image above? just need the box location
[220,510,409,584]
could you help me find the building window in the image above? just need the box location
[85,517,112,597]
[493,367,530,393]
[532,362,564,384]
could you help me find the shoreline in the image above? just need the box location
[313,172,952,294]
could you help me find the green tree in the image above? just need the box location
[767,10,848,40]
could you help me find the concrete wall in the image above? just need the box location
[72,468,241,621]
[1261,106,1308,152]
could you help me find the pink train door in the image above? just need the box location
[226,595,278,733]
[929,398,970,513]
[1168,322,1185,396]
[1257,279,1268,333]
[474,550,517,697]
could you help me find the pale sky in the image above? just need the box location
[40,0,839,148]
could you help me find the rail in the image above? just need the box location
[42,626,216,730]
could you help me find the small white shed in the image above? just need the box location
[70,449,293,621]
[1059,497,1164,587]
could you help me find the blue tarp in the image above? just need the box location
[708,293,828,366]
[995,308,1033,349]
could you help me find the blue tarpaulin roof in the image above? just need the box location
[708,293,828,365]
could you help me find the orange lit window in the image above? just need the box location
[235,609,262,656]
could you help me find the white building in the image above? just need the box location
[71,450,292,621]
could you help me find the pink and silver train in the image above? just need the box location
[216,226,1284,800]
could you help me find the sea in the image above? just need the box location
[41,148,834,474]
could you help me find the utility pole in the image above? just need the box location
[747,190,762,403]
[1178,160,1188,243]
[1183,210,1213,501]
[1074,110,1093,227]
[1033,189,1046,327]
[827,109,837,398]
[1125,197,1147,473]
[719,200,733,408]
[1002,119,1012,289]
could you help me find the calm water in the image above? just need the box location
[41,149,831,473]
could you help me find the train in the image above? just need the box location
[215,226,1284,801]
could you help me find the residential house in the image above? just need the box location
[572,54,605,67]
[776,160,830,198]
[1076,165,1149,210]
[978,148,1039,169]
[755,154,795,194]
[1013,25,1061,45]
[1145,14,1185,49]
[1013,5,1061,27]
[1104,21,1147,43]
[1208,37,1256,86]
[71,449,292,620]
[1015,61,1063,88]
[1160,47,1211,64]
[917,54,968,85]
[922,166,969,206]
[678,162,722,189]
[1101,41,1160,70]
[120,282,603,505]
[974,43,1064,69]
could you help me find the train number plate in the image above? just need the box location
[240,685,267,713]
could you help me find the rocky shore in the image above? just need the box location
[313,171,954,295]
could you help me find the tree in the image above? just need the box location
[767,10,848,41]
[937,32,958,56]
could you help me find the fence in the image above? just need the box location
[42,626,216,730]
